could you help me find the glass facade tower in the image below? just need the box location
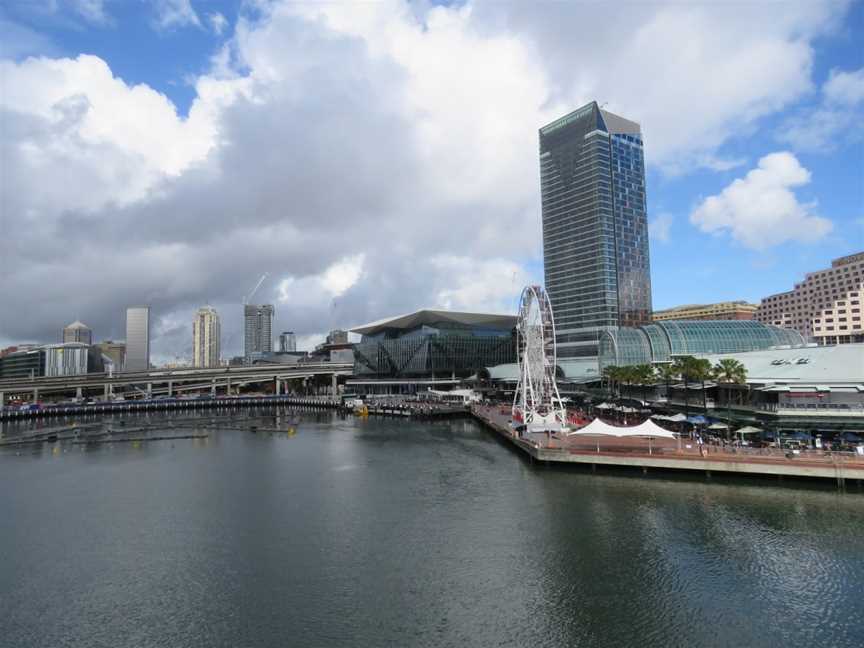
[125,306,150,372]
[244,304,274,362]
[540,101,652,358]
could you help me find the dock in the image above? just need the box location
[472,406,864,487]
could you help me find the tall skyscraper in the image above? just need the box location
[125,306,150,372]
[279,331,296,352]
[62,320,92,345]
[539,101,652,358]
[193,306,221,367]
[244,304,274,362]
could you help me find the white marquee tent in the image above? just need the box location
[565,418,676,439]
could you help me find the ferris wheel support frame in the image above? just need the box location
[512,285,567,434]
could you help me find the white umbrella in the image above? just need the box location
[708,422,729,430]
[734,425,763,445]
[735,426,763,435]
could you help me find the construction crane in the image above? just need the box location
[243,273,269,305]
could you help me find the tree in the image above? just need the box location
[603,365,628,399]
[633,364,656,402]
[672,356,694,417]
[688,358,713,412]
[656,363,678,402]
[713,358,748,423]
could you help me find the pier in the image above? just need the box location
[0,395,341,422]
[472,405,864,486]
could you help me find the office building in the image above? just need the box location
[349,310,516,394]
[244,304,274,362]
[327,330,349,345]
[43,343,91,377]
[62,320,92,345]
[540,101,652,358]
[95,340,125,369]
[0,349,44,379]
[755,251,864,344]
[279,331,297,353]
[192,306,221,368]
[125,306,150,372]
[653,302,758,322]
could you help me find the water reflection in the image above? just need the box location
[1,412,863,648]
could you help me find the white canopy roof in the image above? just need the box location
[565,418,676,439]
[652,413,687,422]
[735,425,763,435]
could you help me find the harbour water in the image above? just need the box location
[2,409,863,647]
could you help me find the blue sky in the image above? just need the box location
[0,0,862,357]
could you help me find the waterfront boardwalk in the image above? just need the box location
[472,405,864,486]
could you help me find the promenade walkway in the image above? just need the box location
[472,405,864,487]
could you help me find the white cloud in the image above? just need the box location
[778,66,864,152]
[648,213,673,243]
[153,0,201,30]
[0,54,219,212]
[0,0,853,356]
[432,256,531,313]
[689,152,833,250]
[823,67,864,105]
[207,12,228,35]
[72,0,109,25]
[277,255,366,308]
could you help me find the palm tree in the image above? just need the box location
[602,365,620,398]
[689,358,713,412]
[672,356,693,417]
[656,363,678,403]
[620,365,637,400]
[633,364,656,402]
[713,358,747,424]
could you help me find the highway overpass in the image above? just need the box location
[0,363,354,404]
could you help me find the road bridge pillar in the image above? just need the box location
[0,391,4,407]
[76,387,83,401]
[104,383,109,400]
[331,374,337,399]
[168,381,173,397]
[146,383,152,399]
[211,379,216,397]
[33,387,39,403]
[275,379,281,395]
[227,377,232,395]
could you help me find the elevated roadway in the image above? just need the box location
[0,363,353,404]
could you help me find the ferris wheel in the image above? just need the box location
[512,285,567,433]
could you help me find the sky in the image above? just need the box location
[1,0,862,363]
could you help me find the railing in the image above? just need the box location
[756,403,864,413]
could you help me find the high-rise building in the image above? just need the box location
[95,340,125,369]
[279,331,297,352]
[244,304,274,362]
[62,320,92,345]
[539,101,652,358]
[193,306,221,368]
[755,251,864,345]
[125,306,150,372]
[43,343,91,377]
[653,301,758,322]
[326,329,348,345]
